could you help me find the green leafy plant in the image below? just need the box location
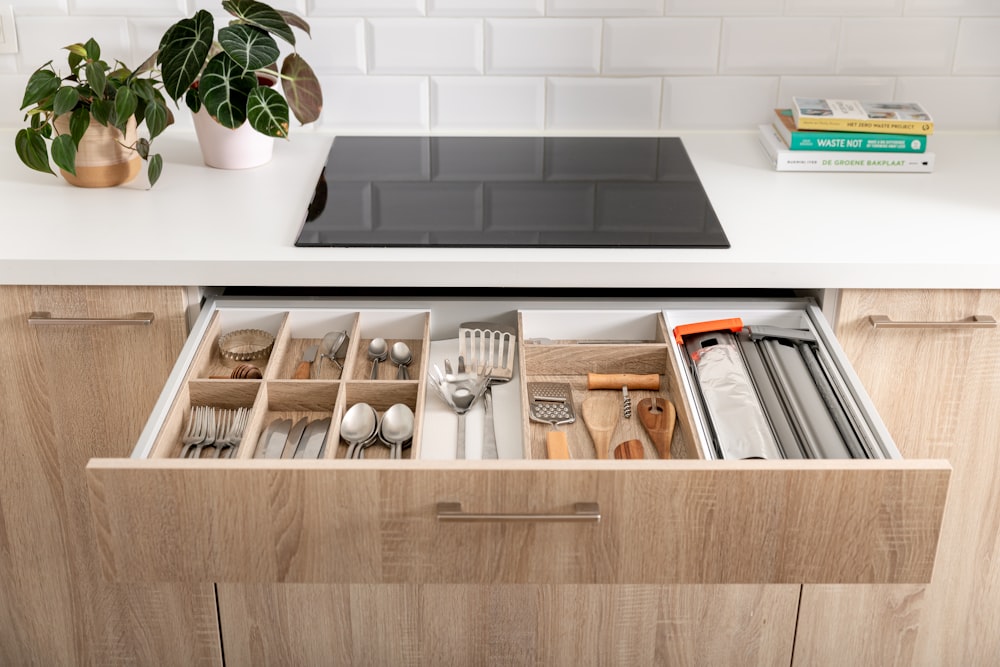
[16,38,173,187]
[157,0,323,138]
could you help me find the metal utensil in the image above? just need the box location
[379,403,414,459]
[256,418,291,459]
[318,330,349,372]
[298,418,331,459]
[282,417,310,459]
[368,338,388,380]
[427,361,490,459]
[389,341,413,380]
[293,345,319,379]
[341,402,378,459]
[527,382,576,459]
[458,321,516,459]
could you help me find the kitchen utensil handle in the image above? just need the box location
[293,361,311,379]
[869,314,997,330]
[586,373,660,390]
[546,430,570,459]
[28,311,154,326]
[436,502,600,523]
[482,388,498,459]
[456,413,466,460]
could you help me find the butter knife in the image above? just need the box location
[279,417,309,459]
[298,418,332,459]
[261,419,292,459]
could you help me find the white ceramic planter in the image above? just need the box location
[191,107,274,170]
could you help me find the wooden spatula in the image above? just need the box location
[614,439,645,459]
[581,394,620,459]
[636,397,676,459]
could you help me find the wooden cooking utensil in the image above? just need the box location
[614,439,645,459]
[636,397,676,459]
[581,394,620,459]
[210,363,262,379]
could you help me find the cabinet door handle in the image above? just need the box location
[436,501,600,523]
[28,311,155,326]
[868,314,996,330]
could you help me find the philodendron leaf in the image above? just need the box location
[14,128,54,175]
[51,133,78,175]
[20,69,61,109]
[86,61,107,98]
[115,87,138,132]
[158,9,214,101]
[64,42,88,58]
[223,0,295,46]
[185,87,202,114]
[280,53,322,125]
[135,137,150,159]
[52,87,80,116]
[69,106,90,146]
[91,98,112,125]
[218,24,280,73]
[246,86,289,138]
[276,10,310,37]
[144,99,169,139]
[147,154,163,187]
[199,52,257,128]
[83,37,101,62]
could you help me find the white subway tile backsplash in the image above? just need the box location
[954,19,1000,75]
[896,76,1000,129]
[431,76,544,130]
[429,0,543,16]
[905,0,1000,16]
[308,0,425,16]
[319,76,429,131]
[128,18,176,67]
[3,74,30,127]
[68,0,184,15]
[368,19,482,74]
[721,18,839,74]
[16,16,131,72]
[666,0,782,16]
[191,0,305,11]
[296,18,366,75]
[663,76,779,129]
[546,77,661,130]
[10,1,68,15]
[777,76,897,107]
[785,0,903,16]
[838,18,959,75]
[547,0,664,16]
[603,18,719,74]
[487,19,601,74]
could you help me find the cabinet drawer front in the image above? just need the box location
[86,459,948,585]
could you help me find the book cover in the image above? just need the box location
[757,124,934,173]
[773,109,927,153]
[791,98,934,135]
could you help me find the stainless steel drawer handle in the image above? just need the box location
[869,314,997,330]
[436,501,601,523]
[28,311,156,326]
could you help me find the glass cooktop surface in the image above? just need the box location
[295,136,729,248]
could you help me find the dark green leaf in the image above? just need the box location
[276,9,310,38]
[14,128,54,175]
[135,137,150,159]
[115,87,138,130]
[185,87,202,113]
[21,69,61,109]
[147,154,163,187]
[158,10,215,101]
[223,0,295,46]
[86,61,107,98]
[218,24,280,72]
[132,78,156,102]
[68,51,84,74]
[51,133,78,175]
[52,87,80,115]
[246,86,288,138]
[144,99,169,139]
[280,53,322,125]
[199,52,257,128]
[69,107,90,146]
[84,37,101,62]
[91,98,112,125]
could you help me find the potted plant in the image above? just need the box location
[157,0,323,169]
[15,38,173,188]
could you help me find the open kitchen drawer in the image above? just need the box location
[86,296,950,585]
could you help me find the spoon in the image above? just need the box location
[368,338,388,380]
[340,402,377,459]
[379,403,415,459]
[389,341,412,380]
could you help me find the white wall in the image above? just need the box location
[2,0,999,132]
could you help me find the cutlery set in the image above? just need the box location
[179,406,251,459]
[253,416,331,459]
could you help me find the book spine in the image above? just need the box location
[785,131,927,153]
[794,116,933,135]
[774,152,934,173]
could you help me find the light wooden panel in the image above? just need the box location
[217,583,799,666]
[87,459,948,584]
[796,289,1000,666]
[0,286,222,666]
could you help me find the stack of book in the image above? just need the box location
[758,97,935,173]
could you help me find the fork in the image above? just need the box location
[215,407,249,458]
[179,406,209,458]
[187,408,219,459]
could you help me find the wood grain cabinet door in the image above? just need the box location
[0,286,221,666]
[795,289,1000,666]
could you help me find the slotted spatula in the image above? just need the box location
[459,321,517,459]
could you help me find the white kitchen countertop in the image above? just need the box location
[2,128,998,289]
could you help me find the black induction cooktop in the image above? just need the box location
[295,136,729,249]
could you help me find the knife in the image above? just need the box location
[293,345,319,379]
[297,417,331,459]
[278,417,309,459]
[261,419,292,459]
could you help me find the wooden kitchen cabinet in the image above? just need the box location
[0,286,222,666]
[795,289,1000,666]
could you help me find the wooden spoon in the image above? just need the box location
[581,394,620,459]
[614,439,645,459]
[636,397,676,459]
